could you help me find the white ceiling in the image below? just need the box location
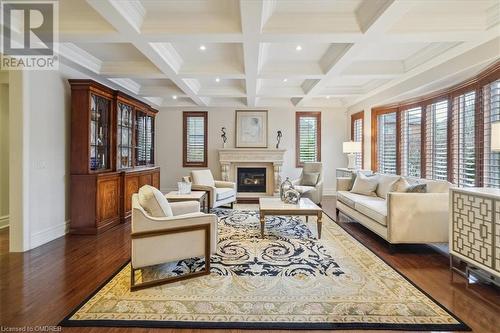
[57,0,500,108]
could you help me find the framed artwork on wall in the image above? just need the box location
[235,110,268,148]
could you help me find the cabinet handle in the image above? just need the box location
[480,224,488,238]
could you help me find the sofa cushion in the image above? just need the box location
[337,191,375,209]
[354,197,387,226]
[376,174,401,199]
[301,172,320,186]
[294,185,314,194]
[191,170,215,187]
[394,177,411,192]
[138,185,173,217]
[350,172,378,196]
[216,187,236,201]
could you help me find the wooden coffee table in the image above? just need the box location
[165,191,208,213]
[259,197,323,239]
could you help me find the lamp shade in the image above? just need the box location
[343,141,362,153]
[492,121,500,152]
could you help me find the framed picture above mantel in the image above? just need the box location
[235,110,268,148]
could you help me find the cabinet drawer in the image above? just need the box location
[452,191,494,268]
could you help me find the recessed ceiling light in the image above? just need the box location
[172,95,177,100]
[215,77,220,83]
[199,45,206,51]
[296,45,302,51]
[326,95,330,99]
[283,78,288,82]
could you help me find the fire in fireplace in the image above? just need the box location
[237,167,266,193]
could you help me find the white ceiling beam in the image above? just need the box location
[297,0,414,106]
[86,0,207,106]
[240,0,264,107]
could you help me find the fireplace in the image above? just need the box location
[237,168,266,193]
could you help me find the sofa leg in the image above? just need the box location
[388,243,397,254]
[335,208,340,221]
[230,201,234,209]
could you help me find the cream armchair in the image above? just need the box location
[131,193,218,291]
[186,170,236,209]
[292,162,324,205]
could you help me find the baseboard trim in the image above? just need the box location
[0,215,8,229]
[30,220,70,250]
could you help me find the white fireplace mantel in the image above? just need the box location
[218,148,286,194]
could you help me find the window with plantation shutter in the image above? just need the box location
[183,111,207,167]
[400,107,422,177]
[483,79,500,188]
[451,91,476,187]
[351,111,364,169]
[377,112,397,174]
[296,112,321,167]
[425,100,449,181]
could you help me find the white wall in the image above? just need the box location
[156,107,348,194]
[0,83,9,229]
[27,71,71,248]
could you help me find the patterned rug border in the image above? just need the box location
[59,210,471,331]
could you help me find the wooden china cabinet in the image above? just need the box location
[69,80,160,234]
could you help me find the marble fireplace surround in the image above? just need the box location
[218,148,286,197]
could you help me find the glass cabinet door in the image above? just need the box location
[117,102,133,169]
[90,93,111,171]
[135,110,155,166]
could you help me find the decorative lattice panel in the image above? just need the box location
[452,192,494,268]
[495,201,500,273]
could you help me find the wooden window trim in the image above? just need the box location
[296,112,321,168]
[350,111,364,169]
[183,111,208,168]
[371,61,500,185]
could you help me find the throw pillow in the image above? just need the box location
[138,185,173,217]
[301,172,320,186]
[394,177,411,192]
[350,172,378,196]
[376,174,401,199]
[406,183,427,193]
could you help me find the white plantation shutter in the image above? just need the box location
[451,91,476,187]
[483,79,500,188]
[425,100,449,181]
[296,112,321,166]
[377,112,397,174]
[400,107,422,177]
[183,112,207,167]
[352,117,363,169]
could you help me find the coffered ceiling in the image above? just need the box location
[57,0,500,108]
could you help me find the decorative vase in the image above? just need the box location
[283,188,301,204]
[280,177,293,201]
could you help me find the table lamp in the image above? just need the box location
[492,121,500,152]
[343,141,362,169]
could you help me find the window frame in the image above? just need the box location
[350,111,364,169]
[295,112,321,168]
[371,61,500,187]
[183,111,208,168]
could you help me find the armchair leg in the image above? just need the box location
[230,201,234,209]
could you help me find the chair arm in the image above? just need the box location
[191,184,216,206]
[387,192,449,243]
[292,178,301,186]
[336,177,352,192]
[214,180,236,189]
[133,212,217,233]
[169,201,200,216]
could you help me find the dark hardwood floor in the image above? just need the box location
[1,197,499,333]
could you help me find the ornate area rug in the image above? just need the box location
[61,209,468,330]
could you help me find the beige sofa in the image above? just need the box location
[336,175,450,244]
